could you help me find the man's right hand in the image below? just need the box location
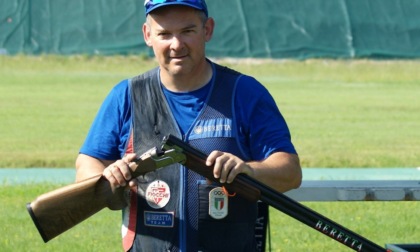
[103,153,139,188]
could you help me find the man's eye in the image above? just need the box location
[157,31,170,37]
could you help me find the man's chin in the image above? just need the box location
[167,64,190,75]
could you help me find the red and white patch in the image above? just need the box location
[145,180,171,209]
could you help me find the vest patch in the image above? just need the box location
[144,211,174,228]
[191,118,233,140]
[208,187,228,219]
[145,180,171,209]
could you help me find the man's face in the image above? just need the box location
[143,6,213,78]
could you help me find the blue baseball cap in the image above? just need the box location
[144,0,208,17]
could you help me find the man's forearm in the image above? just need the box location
[247,152,302,193]
[75,154,112,182]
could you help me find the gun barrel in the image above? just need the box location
[162,134,387,252]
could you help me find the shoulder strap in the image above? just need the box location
[129,68,180,154]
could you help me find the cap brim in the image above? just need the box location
[146,2,207,16]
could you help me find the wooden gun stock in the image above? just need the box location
[163,135,388,252]
[27,147,185,243]
[27,174,115,243]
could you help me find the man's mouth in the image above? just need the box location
[170,54,187,59]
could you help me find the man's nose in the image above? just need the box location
[170,35,184,50]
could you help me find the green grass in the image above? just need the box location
[1,56,419,168]
[269,201,420,251]
[1,56,420,251]
[224,59,420,168]
[1,184,122,252]
[0,55,158,167]
[2,183,419,251]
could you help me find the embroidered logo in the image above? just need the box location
[144,211,174,228]
[191,118,233,139]
[193,124,232,135]
[209,187,228,219]
[145,180,171,209]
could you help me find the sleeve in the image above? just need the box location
[79,79,132,160]
[235,76,297,161]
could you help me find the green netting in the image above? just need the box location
[1,0,146,55]
[1,0,420,58]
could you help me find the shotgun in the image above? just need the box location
[26,146,186,243]
[28,135,390,251]
[161,135,389,252]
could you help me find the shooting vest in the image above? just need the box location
[123,63,269,252]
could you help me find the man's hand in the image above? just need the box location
[206,151,254,184]
[206,150,301,193]
[103,153,139,188]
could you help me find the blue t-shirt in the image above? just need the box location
[80,64,297,161]
[162,81,211,136]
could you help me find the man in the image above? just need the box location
[76,0,302,251]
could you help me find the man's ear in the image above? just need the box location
[143,23,153,47]
[204,17,215,42]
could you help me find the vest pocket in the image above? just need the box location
[197,183,258,252]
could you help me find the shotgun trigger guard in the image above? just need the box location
[151,147,186,167]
